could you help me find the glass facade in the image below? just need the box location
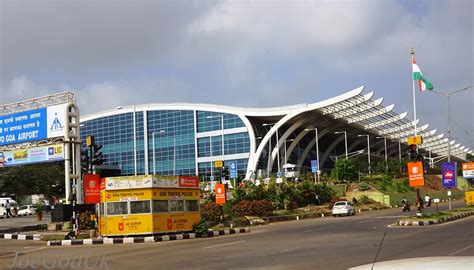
[147,110,195,176]
[197,159,248,179]
[80,111,145,175]
[80,108,250,178]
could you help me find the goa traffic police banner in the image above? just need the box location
[441,162,457,188]
[407,161,424,187]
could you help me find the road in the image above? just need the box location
[0,201,472,270]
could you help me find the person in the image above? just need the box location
[416,196,423,212]
[424,194,431,207]
[315,194,320,205]
[44,200,50,213]
[5,200,12,218]
[401,197,408,205]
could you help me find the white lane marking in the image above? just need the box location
[359,219,375,224]
[279,247,298,253]
[303,228,326,233]
[449,245,473,256]
[203,240,246,250]
[19,247,47,253]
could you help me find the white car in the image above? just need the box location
[332,201,355,217]
[17,205,36,216]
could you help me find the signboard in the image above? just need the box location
[0,104,68,146]
[215,183,226,204]
[0,143,64,167]
[311,160,318,173]
[407,161,424,187]
[214,160,223,168]
[462,162,474,179]
[84,174,101,204]
[433,198,440,203]
[230,162,237,178]
[178,176,200,188]
[441,162,457,188]
[407,135,423,145]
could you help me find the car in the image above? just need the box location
[17,205,37,216]
[332,201,355,217]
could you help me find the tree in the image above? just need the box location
[331,159,357,182]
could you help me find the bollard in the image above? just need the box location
[296,216,299,221]
[358,209,361,213]
[322,213,325,218]
[89,229,96,239]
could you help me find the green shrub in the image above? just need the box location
[331,159,358,182]
[359,182,369,191]
[193,219,209,234]
[200,202,222,224]
[359,195,371,204]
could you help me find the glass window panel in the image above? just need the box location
[185,200,199,212]
[170,200,184,212]
[130,200,151,214]
[106,202,128,215]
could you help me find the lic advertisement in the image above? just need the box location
[441,162,457,188]
[0,144,64,167]
[0,103,68,146]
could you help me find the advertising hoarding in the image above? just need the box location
[462,162,474,179]
[441,162,457,188]
[215,183,226,204]
[0,103,68,146]
[407,161,424,187]
[0,143,64,167]
[84,174,101,204]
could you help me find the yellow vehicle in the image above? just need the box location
[99,175,201,236]
[466,191,474,206]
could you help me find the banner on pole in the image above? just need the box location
[407,161,424,187]
[441,162,457,188]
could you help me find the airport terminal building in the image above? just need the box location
[80,86,470,179]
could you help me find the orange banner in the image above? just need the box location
[215,184,226,204]
[407,161,424,187]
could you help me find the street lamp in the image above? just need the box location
[376,136,388,173]
[207,114,225,170]
[429,86,473,162]
[152,130,165,175]
[283,139,294,165]
[263,123,280,175]
[334,131,348,159]
[358,134,371,174]
[305,128,320,183]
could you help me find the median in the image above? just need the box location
[397,207,474,226]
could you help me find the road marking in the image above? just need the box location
[303,228,326,233]
[359,219,375,224]
[279,247,298,253]
[203,240,246,249]
[20,247,47,253]
[449,245,473,256]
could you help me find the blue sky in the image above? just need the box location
[1,0,472,149]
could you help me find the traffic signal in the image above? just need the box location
[221,166,229,181]
[91,144,105,166]
[80,149,90,173]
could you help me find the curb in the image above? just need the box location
[0,224,48,234]
[47,228,250,246]
[0,233,42,240]
[397,211,474,226]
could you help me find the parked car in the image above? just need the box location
[17,205,37,216]
[332,201,356,217]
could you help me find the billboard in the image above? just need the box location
[407,161,424,187]
[84,174,101,204]
[462,162,474,179]
[0,143,64,167]
[441,162,457,188]
[0,103,68,146]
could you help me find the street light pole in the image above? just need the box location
[429,86,473,162]
[335,131,348,159]
[207,114,226,180]
[305,128,320,183]
[377,136,388,173]
[359,134,371,174]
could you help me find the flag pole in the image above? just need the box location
[411,47,417,138]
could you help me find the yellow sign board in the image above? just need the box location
[407,135,423,145]
[105,214,153,235]
[214,160,223,168]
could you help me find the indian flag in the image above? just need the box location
[412,57,433,91]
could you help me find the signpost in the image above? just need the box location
[462,162,474,179]
[311,160,318,184]
[230,161,237,188]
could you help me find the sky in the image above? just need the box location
[1,0,473,150]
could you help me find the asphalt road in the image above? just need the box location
[0,201,472,270]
